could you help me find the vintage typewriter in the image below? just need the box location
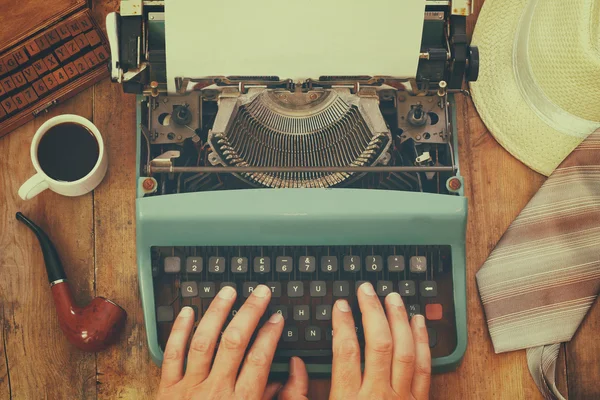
[107,0,478,375]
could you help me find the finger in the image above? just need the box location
[384,292,416,396]
[330,299,361,398]
[278,357,309,400]
[209,284,271,384]
[184,286,237,382]
[357,282,394,387]
[262,382,283,400]
[236,313,285,399]
[410,315,431,400]
[159,307,195,390]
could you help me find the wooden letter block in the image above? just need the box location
[24,40,41,57]
[45,29,60,45]
[1,98,16,114]
[11,72,27,88]
[94,46,109,63]
[43,54,59,71]
[12,48,29,65]
[32,79,49,96]
[53,68,69,85]
[32,59,48,75]
[63,62,79,79]
[22,66,39,82]
[85,30,101,47]
[1,76,16,93]
[42,73,58,90]
[22,87,38,103]
[56,23,72,40]
[12,92,28,109]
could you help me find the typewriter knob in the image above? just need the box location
[172,105,192,126]
[407,105,428,127]
[466,46,480,82]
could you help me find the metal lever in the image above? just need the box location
[106,12,122,83]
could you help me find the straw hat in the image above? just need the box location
[470,0,600,176]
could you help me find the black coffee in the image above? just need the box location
[37,122,99,182]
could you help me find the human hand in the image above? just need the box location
[156,284,309,400]
[329,282,431,400]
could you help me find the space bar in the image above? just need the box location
[275,349,333,357]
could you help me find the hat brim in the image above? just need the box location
[470,0,584,177]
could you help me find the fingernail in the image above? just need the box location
[181,306,193,317]
[218,285,236,299]
[253,284,270,298]
[290,357,299,376]
[360,282,376,296]
[336,299,351,312]
[268,312,283,324]
[414,314,426,327]
[387,292,403,307]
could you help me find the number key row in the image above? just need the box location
[164,255,429,274]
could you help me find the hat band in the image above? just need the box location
[513,0,600,138]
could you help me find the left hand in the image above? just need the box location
[156,284,309,400]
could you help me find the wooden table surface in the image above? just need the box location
[1,1,598,399]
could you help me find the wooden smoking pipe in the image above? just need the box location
[16,212,127,352]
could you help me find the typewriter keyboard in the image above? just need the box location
[152,245,456,363]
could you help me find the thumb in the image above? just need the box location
[279,357,309,400]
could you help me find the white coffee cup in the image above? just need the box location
[18,114,107,200]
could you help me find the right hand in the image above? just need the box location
[289,281,431,399]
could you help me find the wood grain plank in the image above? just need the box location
[90,70,160,399]
[1,303,10,399]
[0,88,96,399]
[566,299,599,400]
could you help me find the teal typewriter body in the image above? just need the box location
[109,0,478,376]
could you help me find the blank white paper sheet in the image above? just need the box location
[165,0,426,92]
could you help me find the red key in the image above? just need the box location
[11,72,27,88]
[74,33,89,49]
[35,35,51,51]
[0,61,6,76]
[2,55,18,72]
[425,304,443,321]
[1,76,16,93]
[67,20,81,36]
[1,97,16,114]
[43,54,59,71]
[85,30,101,47]
[12,48,29,65]
[0,104,6,119]
[74,56,89,73]
[94,46,109,63]
[53,68,69,85]
[24,40,41,56]
[42,73,58,90]
[63,62,79,79]
[65,39,81,55]
[45,29,60,45]
[32,79,49,96]
[56,23,71,40]
[12,92,28,109]
[83,51,100,68]
[0,83,5,96]
[32,59,48,75]
[23,87,38,103]
[22,66,39,82]
[77,15,94,32]
[54,45,70,62]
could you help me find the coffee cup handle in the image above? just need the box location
[18,173,49,200]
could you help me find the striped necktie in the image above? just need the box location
[476,131,600,400]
